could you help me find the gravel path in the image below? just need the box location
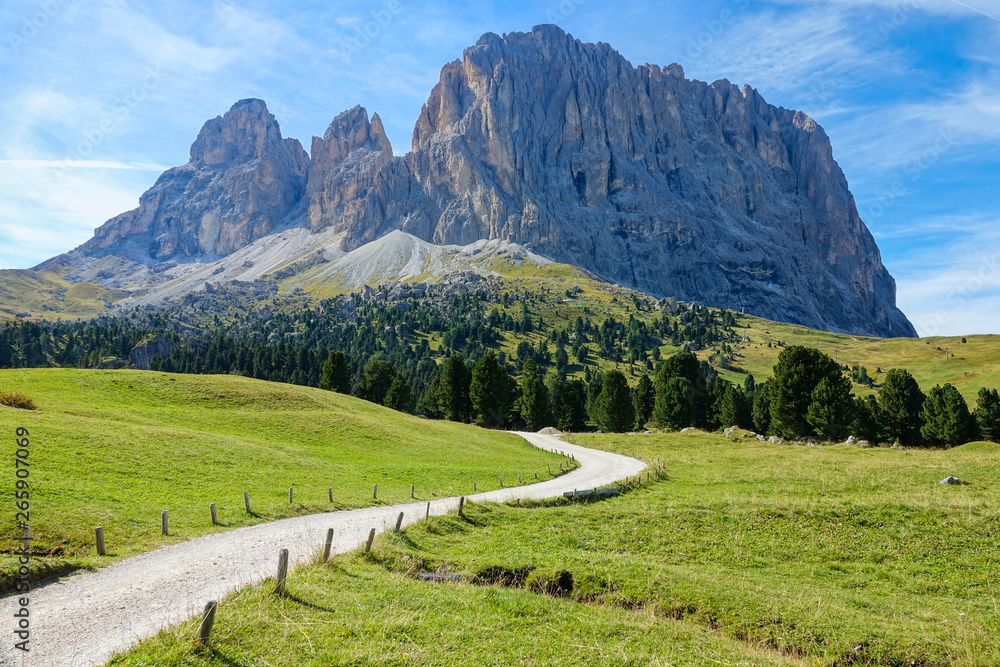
[0,432,644,666]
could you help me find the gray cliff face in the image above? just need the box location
[327,25,914,337]
[81,99,309,260]
[305,105,393,233]
[66,26,915,337]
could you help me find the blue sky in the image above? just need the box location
[1,0,998,335]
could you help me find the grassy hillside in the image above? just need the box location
[0,369,564,589]
[0,268,125,321]
[464,262,1000,403]
[113,432,1000,666]
[717,316,1000,403]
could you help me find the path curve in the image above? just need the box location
[1,433,644,666]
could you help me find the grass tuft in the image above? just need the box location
[0,389,36,409]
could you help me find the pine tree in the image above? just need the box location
[921,383,976,447]
[752,382,771,435]
[704,378,730,431]
[805,375,854,440]
[383,375,413,413]
[585,374,603,422]
[435,356,473,422]
[553,378,588,432]
[851,395,880,444]
[319,351,351,393]
[879,368,926,446]
[974,387,1000,443]
[769,346,843,438]
[470,352,515,428]
[592,370,634,433]
[632,374,655,429]
[654,376,695,431]
[719,385,751,430]
[519,359,553,430]
[357,360,398,406]
[654,350,706,426]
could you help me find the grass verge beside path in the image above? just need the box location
[0,369,564,590]
[110,431,1000,666]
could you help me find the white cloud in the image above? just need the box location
[97,2,241,75]
[0,163,150,268]
[884,215,1000,335]
[680,7,908,97]
[831,74,1000,171]
[770,0,1000,20]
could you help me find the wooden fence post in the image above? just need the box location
[425,501,431,521]
[499,476,504,488]
[518,475,522,484]
[95,526,105,556]
[411,484,415,499]
[364,528,376,553]
[547,464,551,475]
[288,487,293,503]
[210,503,218,526]
[394,511,404,531]
[373,483,378,499]
[197,600,218,645]
[458,496,465,517]
[244,491,251,513]
[161,510,168,536]
[322,528,334,562]
[275,549,289,596]
[473,481,477,493]
[328,487,333,502]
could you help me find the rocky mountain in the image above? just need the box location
[33,25,915,338]
[77,98,309,260]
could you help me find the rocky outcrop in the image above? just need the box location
[81,99,308,260]
[305,106,393,232]
[60,26,915,338]
[127,335,176,370]
[328,25,914,337]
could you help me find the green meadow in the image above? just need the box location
[111,430,1000,666]
[0,368,563,589]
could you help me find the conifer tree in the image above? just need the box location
[470,352,515,428]
[319,351,351,393]
[519,359,553,430]
[769,346,843,438]
[879,368,926,445]
[921,383,976,447]
[383,375,413,413]
[632,374,655,429]
[653,376,695,430]
[974,387,1000,443]
[806,374,854,440]
[752,382,772,435]
[592,370,634,433]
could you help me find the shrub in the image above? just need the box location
[0,391,36,410]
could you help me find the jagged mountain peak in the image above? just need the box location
[305,104,394,233]
[189,98,294,166]
[50,25,914,338]
[79,97,309,260]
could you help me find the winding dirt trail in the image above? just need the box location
[0,432,645,666]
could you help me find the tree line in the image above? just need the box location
[3,291,996,446]
[314,344,998,448]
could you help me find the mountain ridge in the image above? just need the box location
[26,24,914,338]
